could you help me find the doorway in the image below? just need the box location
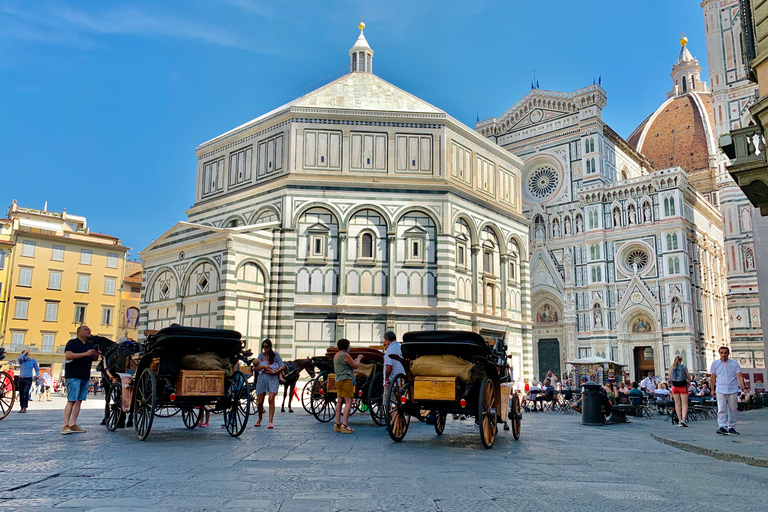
[537,339,560,383]
[633,346,655,381]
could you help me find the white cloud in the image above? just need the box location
[0,3,272,53]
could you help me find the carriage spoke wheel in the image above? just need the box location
[368,371,386,426]
[182,407,202,429]
[434,412,446,435]
[385,374,411,442]
[134,369,157,441]
[310,374,336,423]
[308,375,325,417]
[478,377,497,449]
[0,371,17,421]
[301,380,315,414]
[105,381,122,432]
[224,371,250,437]
[155,405,181,418]
[510,393,522,440]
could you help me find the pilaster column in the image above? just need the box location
[387,232,397,297]
[500,254,508,314]
[338,230,348,297]
[471,244,480,312]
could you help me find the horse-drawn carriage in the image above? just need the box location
[304,347,387,426]
[0,348,16,421]
[385,331,522,449]
[103,326,251,440]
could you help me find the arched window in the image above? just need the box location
[667,233,678,250]
[669,197,675,215]
[664,198,670,216]
[591,158,596,174]
[682,77,687,93]
[590,139,595,153]
[360,232,373,259]
[668,256,680,275]
[586,160,591,174]
[352,53,357,71]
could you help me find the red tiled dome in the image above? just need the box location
[627,92,716,195]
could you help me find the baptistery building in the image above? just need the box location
[477,56,728,382]
[139,26,532,377]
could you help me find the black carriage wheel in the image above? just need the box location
[368,372,386,426]
[0,371,16,421]
[308,374,326,418]
[310,374,336,423]
[247,387,259,416]
[224,371,250,437]
[134,368,157,441]
[105,381,122,432]
[434,412,446,435]
[155,405,181,418]
[181,407,202,429]
[478,377,497,449]
[510,393,522,440]
[385,374,411,442]
[301,380,314,414]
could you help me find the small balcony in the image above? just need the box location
[720,124,768,216]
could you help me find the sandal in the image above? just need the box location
[334,423,342,433]
[340,424,354,434]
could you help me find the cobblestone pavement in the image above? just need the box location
[0,395,766,512]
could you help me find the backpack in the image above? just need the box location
[670,365,687,385]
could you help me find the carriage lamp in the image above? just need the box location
[169,393,177,401]
[460,399,467,408]
[400,396,407,404]
[358,390,363,397]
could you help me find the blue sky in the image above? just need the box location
[0,0,708,256]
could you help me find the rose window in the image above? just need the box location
[527,165,560,199]
[625,249,649,272]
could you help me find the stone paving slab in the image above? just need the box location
[650,407,768,467]
[0,399,766,511]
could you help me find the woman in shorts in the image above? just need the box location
[669,355,691,427]
[332,339,363,434]
[253,339,284,429]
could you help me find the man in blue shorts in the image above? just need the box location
[62,325,100,434]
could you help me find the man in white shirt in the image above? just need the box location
[383,331,404,389]
[640,371,657,393]
[710,346,748,435]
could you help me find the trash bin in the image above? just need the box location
[581,381,605,426]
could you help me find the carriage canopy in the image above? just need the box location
[145,326,243,360]
[401,331,492,361]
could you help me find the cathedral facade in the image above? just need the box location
[477,79,728,382]
[139,27,532,377]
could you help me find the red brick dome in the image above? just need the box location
[627,92,717,194]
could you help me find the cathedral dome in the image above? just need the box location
[626,92,715,173]
[626,38,718,197]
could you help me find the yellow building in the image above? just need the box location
[118,260,142,341]
[1,201,128,378]
[0,218,14,358]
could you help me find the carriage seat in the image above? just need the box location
[181,352,234,376]
[410,354,474,382]
[355,362,376,380]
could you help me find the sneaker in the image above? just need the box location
[68,425,86,433]
[680,421,689,427]
[728,428,740,435]
[61,426,71,435]
[716,427,729,435]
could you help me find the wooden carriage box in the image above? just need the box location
[499,383,514,422]
[414,376,459,401]
[327,373,337,393]
[175,370,225,396]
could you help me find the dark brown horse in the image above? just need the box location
[279,358,315,412]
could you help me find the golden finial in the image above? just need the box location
[680,32,688,46]
[359,16,365,32]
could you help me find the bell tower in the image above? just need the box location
[349,21,373,73]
